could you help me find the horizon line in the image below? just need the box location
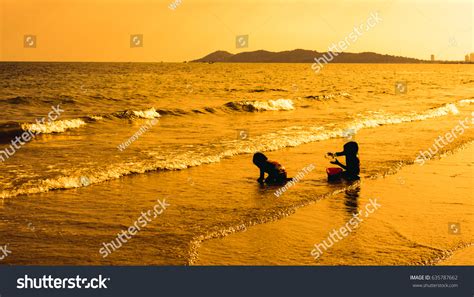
[1,61,472,64]
[2,48,473,63]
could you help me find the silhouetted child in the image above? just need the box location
[253,152,290,185]
[327,141,360,180]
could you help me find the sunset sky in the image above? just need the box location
[1,0,472,62]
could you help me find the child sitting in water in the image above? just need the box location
[253,152,290,185]
[327,141,360,180]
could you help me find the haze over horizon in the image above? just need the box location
[1,0,472,62]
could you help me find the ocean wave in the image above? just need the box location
[349,103,459,131]
[304,92,351,100]
[88,115,104,121]
[0,94,345,140]
[155,108,188,116]
[224,99,295,112]
[1,96,77,105]
[0,101,469,199]
[0,118,89,139]
[0,107,163,139]
[1,96,35,105]
[458,99,474,106]
[20,119,87,134]
[248,88,287,93]
[0,122,24,141]
[157,99,296,115]
[111,107,162,120]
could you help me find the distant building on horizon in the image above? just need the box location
[466,55,470,62]
[430,54,435,61]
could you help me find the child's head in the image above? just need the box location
[253,152,268,167]
[343,141,359,156]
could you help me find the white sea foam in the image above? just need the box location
[89,115,104,121]
[111,107,162,120]
[227,99,295,112]
[132,108,161,119]
[255,99,294,111]
[21,119,86,134]
[458,99,474,106]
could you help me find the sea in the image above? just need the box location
[0,62,473,265]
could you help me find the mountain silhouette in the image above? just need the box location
[192,49,425,63]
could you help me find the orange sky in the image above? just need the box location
[1,0,472,62]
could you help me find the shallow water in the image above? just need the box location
[195,141,474,265]
[0,63,473,265]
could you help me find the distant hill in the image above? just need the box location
[191,49,426,63]
[195,50,234,62]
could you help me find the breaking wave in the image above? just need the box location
[458,99,474,106]
[304,92,351,100]
[110,107,162,120]
[0,108,162,138]
[21,119,87,134]
[0,94,362,139]
[0,101,468,199]
[224,99,295,112]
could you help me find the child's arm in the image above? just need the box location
[330,159,347,170]
[257,169,265,184]
[327,151,344,158]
